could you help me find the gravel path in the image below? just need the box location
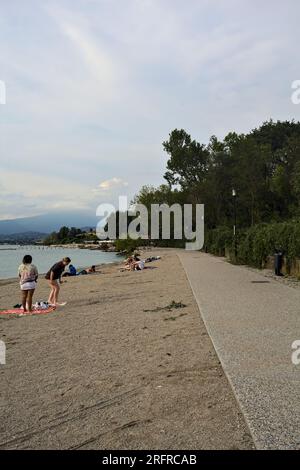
[179,251,300,450]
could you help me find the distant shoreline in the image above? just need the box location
[0,242,118,252]
[0,245,122,280]
[0,260,123,284]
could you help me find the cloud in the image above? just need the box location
[0,169,94,219]
[93,177,129,193]
[0,169,131,219]
[1,0,300,220]
[47,5,118,100]
[61,23,113,80]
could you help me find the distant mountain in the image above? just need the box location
[0,231,47,243]
[0,211,99,235]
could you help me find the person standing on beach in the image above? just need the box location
[18,255,38,313]
[45,257,71,306]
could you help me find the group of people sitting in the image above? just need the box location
[122,254,161,271]
[123,254,145,271]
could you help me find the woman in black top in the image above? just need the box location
[46,257,71,306]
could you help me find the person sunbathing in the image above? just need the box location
[87,265,96,273]
[77,265,96,275]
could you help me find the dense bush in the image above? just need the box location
[204,226,233,257]
[43,226,98,245]
[205,220,300,269]
[114,237,185,254]
[114,238,144,254]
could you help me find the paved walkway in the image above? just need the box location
[178,251,300,450]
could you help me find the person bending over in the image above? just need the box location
[45,257,71,306]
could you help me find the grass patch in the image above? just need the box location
[164,313,188,321]
[143,300,187,313]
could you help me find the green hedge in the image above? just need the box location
[205,220,300,269]
[114,237,185,254]
[204,226,233,257]
[114,238,144,254]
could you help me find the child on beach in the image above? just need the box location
[18,255,39,313]
[45,257,71,306]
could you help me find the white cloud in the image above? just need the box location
[0,169,131,219]
[93,177,128,193]
[0,169,93,219]
[1,0,300,220]
[47,5,118,100]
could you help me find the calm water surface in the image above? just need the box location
[0,245,121,279]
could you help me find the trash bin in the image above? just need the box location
[274,251,283,276]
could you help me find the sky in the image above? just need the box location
[0,0,300,220]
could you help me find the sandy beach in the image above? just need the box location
[0,249,254,450]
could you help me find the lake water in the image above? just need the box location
[0,245,121,279]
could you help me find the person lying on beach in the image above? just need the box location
[45,257,71,306]
[62,264,77,277]
[145,256,161,263]
[18,255,38,313]
[77,265,97,275]
[87,265,96,273]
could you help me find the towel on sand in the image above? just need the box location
[0,306,56,316]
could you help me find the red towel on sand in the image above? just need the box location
[0,306,56,316]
